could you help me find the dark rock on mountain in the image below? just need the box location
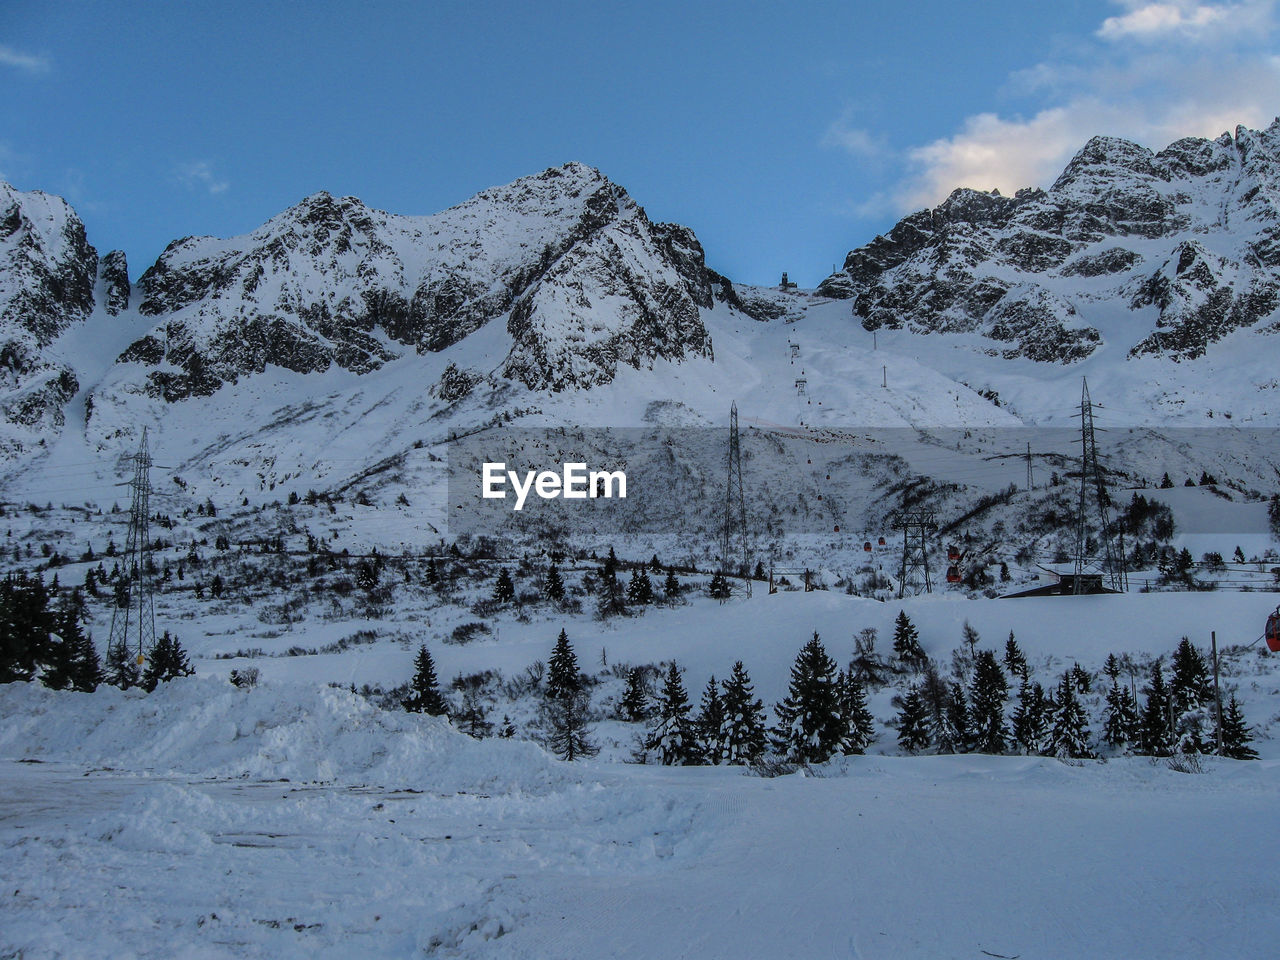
[99,250,130,315]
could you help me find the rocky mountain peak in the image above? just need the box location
[819,120,1280,364]
[115,163,712,401]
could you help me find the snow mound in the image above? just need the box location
[0,678,564,793]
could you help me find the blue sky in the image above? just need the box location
[2,1,1278,286]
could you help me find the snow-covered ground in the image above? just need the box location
[3,678,1279,959]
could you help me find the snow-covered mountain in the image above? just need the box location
[5,125,1280,525]
[122,162,712,402]
[0,181,127,453]
[818,119,1280,363]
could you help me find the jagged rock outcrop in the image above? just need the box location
[819,119,1280,361]
[0,181,98,448]
[99,250,130,315]
[123,163,714,399]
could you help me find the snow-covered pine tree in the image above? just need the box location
[695,676,726,764]
[1049,675,1093,759]
[896,686,931,754]
[707,572,731,601]
[838,668,876,754]
[969,650,1009,754]
[627,568,654,606]
[772,632,844,764]
[891,610,926,670]
[402,644,449,716]
[141,631,194,691]
[542,563,565,602]
[719,661,768,766]
[1220,694,1257,760]
[492,568,515,604]
[619,666,649,721]
[1010,675,1049,755]
[1139,660,1173,756]
[646,662,697,765]
[1003,632,1027,678]
[1169,637,1212,753]
[1069,662,1092,694]
[1102,679,1139,752]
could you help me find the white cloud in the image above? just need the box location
[0,44,50,74]
[1097,2,1231,41]
[175,160,229,196]
[821,115,889,159]
[873,2,1280,212]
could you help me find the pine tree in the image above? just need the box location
[626,568,654,606]
[961,621,981,661]
[646,662,696,765]
[919,661,952,751]
[619,667,649,721]
[104,637,141,689]
[1102,679,1139,752]
[969,650,1009,754]
[493,568,515,604]
[838,669,876,754]
[44,603,101,692]
[1003,632,1027,678]
[141,631,194,691]
[663,568,681,601]
[1140,660,1173,756]
[772,632,844,764]
[695,676,726,764]
[545,688,597,761]
[546,629,581,703]
[1010,676,1049,755]
[1049,675,1093,758]
[1220,694,1258,760]
[596,564,626,619]
[457,689,493,738]
[355,560,378,593]
[707,572,731,601]
[719,661,768,765]
[1069,662,1092,694]
[542,563,565,602]
[896,686,932,754]
[940,682,971,754]
[1170,637,1211,713]
[1102,652,1121,685]
[891,610,926,669]
[402,644,449,715]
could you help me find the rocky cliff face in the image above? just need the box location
[0,182,98,448]
[818,119,1280,362]
[123,163,714,399]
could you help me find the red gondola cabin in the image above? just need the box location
[946,566,962,583]
[1267,609,1280,652]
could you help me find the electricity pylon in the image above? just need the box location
[1072,378,1127,593]
[108,427,158,664]
[722,402,750,595]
